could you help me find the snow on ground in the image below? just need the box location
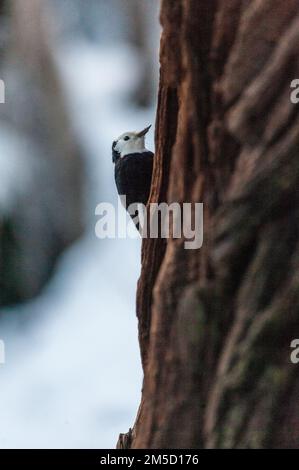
[0,39,156,448]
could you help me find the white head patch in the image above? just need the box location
[113,125,151,158]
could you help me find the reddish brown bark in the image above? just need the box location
[119,0,299,448]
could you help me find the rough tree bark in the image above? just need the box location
[118,0,299,449]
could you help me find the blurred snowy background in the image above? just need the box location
[0,0,160,448]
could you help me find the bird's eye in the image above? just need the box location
[124,136,130,141]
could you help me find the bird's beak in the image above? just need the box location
[137,125,151,138]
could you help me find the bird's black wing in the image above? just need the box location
[114,151,154,209]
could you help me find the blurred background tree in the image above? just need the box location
[126,0,159,107]
[0,0,84,305]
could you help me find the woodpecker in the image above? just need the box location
[112,125,153,230]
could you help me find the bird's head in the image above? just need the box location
[112,125,151,162]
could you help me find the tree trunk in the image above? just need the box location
[118,0,299,449]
